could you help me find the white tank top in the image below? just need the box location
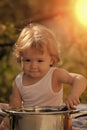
[15,67,63,107]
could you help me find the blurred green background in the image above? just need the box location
[0,0,87,104]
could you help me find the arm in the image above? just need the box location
[9,81,22,109]
[65,73,87,109]
[55,68,87,109]
[0,103,9,109]
[0,81,22,130]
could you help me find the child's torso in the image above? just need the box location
[15,67,63,107]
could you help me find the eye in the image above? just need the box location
[23,59,30,62]
[38,59,44,63]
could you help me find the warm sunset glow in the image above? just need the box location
[74,0,87,26]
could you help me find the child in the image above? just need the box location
[10,23,87,109]
[0,23,87,130]
[0,103,9,109]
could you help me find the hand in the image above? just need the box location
[64,94,80,109]
[0,117,10,130]
[0,103,9,109]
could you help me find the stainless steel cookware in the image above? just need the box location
[1,105,80,130]
[0,108,7,123]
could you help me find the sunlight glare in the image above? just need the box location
[74,0,87,26]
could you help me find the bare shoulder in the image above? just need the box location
[53,68,79,84]
[54,67,87,84]
[53,68,70,78]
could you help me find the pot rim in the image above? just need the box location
[1,106,79,115]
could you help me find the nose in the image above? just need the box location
[30,61,37,69]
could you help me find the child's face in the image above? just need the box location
[21,48,53,78]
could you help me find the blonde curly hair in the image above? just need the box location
[13,23,61,66]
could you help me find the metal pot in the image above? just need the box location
[0,109,7,123]
[2,105,79,130]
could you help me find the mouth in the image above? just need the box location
[29,70,39,73]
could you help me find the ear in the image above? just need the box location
[50,57,54,66]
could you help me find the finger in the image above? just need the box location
[65,100,76,109]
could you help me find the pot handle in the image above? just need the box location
[64,113,72,130]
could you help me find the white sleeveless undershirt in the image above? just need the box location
[15,67,63,107]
